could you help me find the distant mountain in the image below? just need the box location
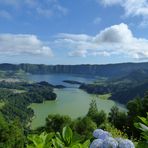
[1,62,148,104]
[1,62,148,78]
[110,81,148,104]
[111,69,148,84]
[79,68,148,104]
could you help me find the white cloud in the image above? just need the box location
[0,0,68,18]
[99,0,123,6]
[0,34,53,57]
[95,23,133,43]
[36,7,53,18]
[35,0,68,18]
[53,4,68,15]
[93,17,101,25]
[139,16,148,27]
[123,0,148,17]
[99,0,148,26]
[54,23,148,60]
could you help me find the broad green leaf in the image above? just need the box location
[62,126,73,145]
[138,116,148,126]
[71,144,82,148]
[136,141,148,148]
[27,135,42,146]
[138,123,148,132]
[52,139,64,148]
[46,132,55,143]
[82,140,90,148]
[56,132,63,141]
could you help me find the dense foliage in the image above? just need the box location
[0,81,56,125]
[27,126,90,148]
[134,113,148,147]
[0,93,148,147]
[0,113,25,148]
[0,64,148,147]
[80,69,148,104]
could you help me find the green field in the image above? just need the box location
[10,89,26,94]
[93,93,111,100]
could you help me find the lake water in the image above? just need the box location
[27,74,126,129]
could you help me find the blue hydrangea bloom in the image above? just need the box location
[98,131,111,140]
[102,137,118,148]
[118,139,135,148]
[93,129,104,139]
[91,129,135,148]
[90,139,103,148]
[93,129,111,140]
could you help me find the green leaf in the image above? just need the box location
[71,144,82,148]
[27,135,42,146]
[52,139,64,148]
[138,117,148,126]
[138,123,148,132]
[136,141,148,148]
[62,126,73,145]
[82,140,90,148]
[27,145,35,148]
[45,132,55,142]
[56,132,63,141]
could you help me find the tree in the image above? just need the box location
[127,97,143,118]
[73,117,97,140]
[108,106,119,125]
[87,100,98,118]
[94,110,107,126]
[45,114,72,133]
[87,100,107,126]
[0,113,25,148]
[108,106,127,131]
[142,92,148,116]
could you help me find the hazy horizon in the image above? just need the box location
[0,61,148,66]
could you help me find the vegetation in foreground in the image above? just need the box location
[0,92,148,147]
[25,113,148,147]
[0,70,148,147]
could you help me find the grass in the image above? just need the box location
[0,69,27,81]
[11,89,26,94]
[93,93,111,100]
[98,93,111,100]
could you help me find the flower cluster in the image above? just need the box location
[90,129,135,148]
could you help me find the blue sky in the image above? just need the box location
[0,0,148,64]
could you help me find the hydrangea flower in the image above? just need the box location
[90,139,103,148]
[98,131,111,140]
[102,137,118,148]
[90,129,135,148]
[93,129,111,140]
[93,129,104,139]
[118,139,135,148]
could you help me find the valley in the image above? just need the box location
[0,62,148,147]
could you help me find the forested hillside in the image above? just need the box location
[1,62,148,78]
[80,69,148,104]
[0,63,148,147]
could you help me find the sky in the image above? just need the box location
[0,0,148,64]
